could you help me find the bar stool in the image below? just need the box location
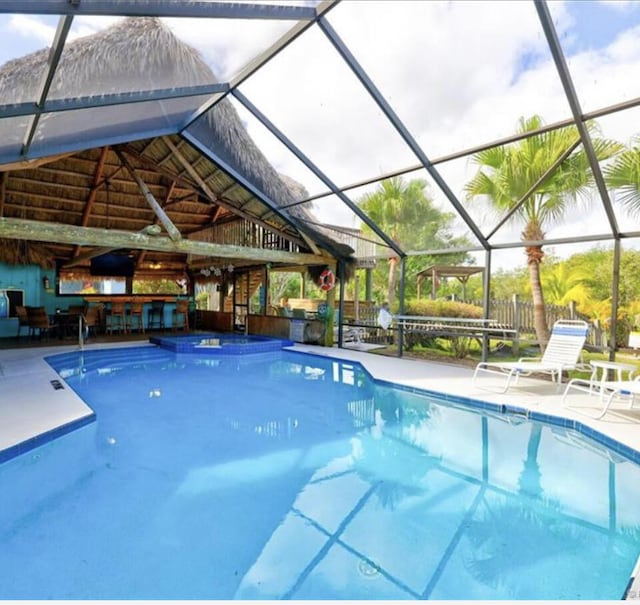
[172,299,190,332]
[147,299,165,331]
[105,300,127,334]
[127,300,145,334]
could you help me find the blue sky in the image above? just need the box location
[560,0,640,54]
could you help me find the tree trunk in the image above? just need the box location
[523,219,549,349]
[527,248,550,348]
[518,424,543,498]
[387,256,399,306]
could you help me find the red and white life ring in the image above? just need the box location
[318,268,335,292]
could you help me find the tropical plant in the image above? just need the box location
[603,135,640,217]
[540,262,594,307]
[358,177,472,305]
[403,298,483,318]
[465,115,622,346]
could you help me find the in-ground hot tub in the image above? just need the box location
[149,332,294,354]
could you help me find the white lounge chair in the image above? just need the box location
[333,324,367,345]
[472,319,589,393]
[562,375,640,420]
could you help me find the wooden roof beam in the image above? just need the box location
[137,180,175,269]
[116,149,182,242]
[0,217,330,265]
[160,137,308,249]
[72,145,110,258]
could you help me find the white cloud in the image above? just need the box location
[597,0,637,11]
[9,14,54,44]
[165,16,295,81]
[68,16,121,41]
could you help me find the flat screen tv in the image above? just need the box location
[90,253,135,277]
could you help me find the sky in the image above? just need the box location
[1,0,640,270]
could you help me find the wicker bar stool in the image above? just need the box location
[172,299,189,332]
[127,300,145,333]
[105,300,127,334]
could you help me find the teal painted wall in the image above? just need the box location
[0,263,85,338]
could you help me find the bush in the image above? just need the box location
[401,299,483,352]
[402,299,483,318]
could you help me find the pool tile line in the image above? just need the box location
[370,373,640,464]
[291,505,421,599]
[334,536,422,599]
[302,349,640,467]
[0,413,96,464]
[291,488,422,600]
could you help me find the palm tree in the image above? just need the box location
[359,178,423,305]
[603,135,640,216]
[465,115,621,346]
[359,177,458,306]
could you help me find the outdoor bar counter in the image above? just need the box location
[84,296,190,331]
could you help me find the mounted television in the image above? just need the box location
[90,253,135,277]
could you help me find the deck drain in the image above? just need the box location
[50,379,65,390]
[357,559,380,579]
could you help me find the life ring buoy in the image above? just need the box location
[318,268,335,292]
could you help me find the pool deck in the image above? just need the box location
[2,339,640,596]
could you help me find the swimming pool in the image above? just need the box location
[1,345,639,599]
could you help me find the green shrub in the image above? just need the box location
[400,299,483,351]
[402,299,483,318]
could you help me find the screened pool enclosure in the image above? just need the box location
[0,0,639,354]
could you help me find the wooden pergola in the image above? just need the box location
[416,265,484,301]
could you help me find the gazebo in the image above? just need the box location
[416,265,485,301]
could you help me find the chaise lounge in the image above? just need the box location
[562,375,640,420]
[472,319,590,393]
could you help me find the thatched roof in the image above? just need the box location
[0,239,56,269]
[0,17,353,276]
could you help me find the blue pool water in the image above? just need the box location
[1,345,640,599]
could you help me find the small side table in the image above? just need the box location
[589,360,637,397]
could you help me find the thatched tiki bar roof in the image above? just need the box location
[0,17,354,279]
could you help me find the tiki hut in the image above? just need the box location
[0,17,354,281]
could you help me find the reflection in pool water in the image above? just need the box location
[0,346,638,599]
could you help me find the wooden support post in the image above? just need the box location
[0,171,6,217]
[512,293,520,357]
